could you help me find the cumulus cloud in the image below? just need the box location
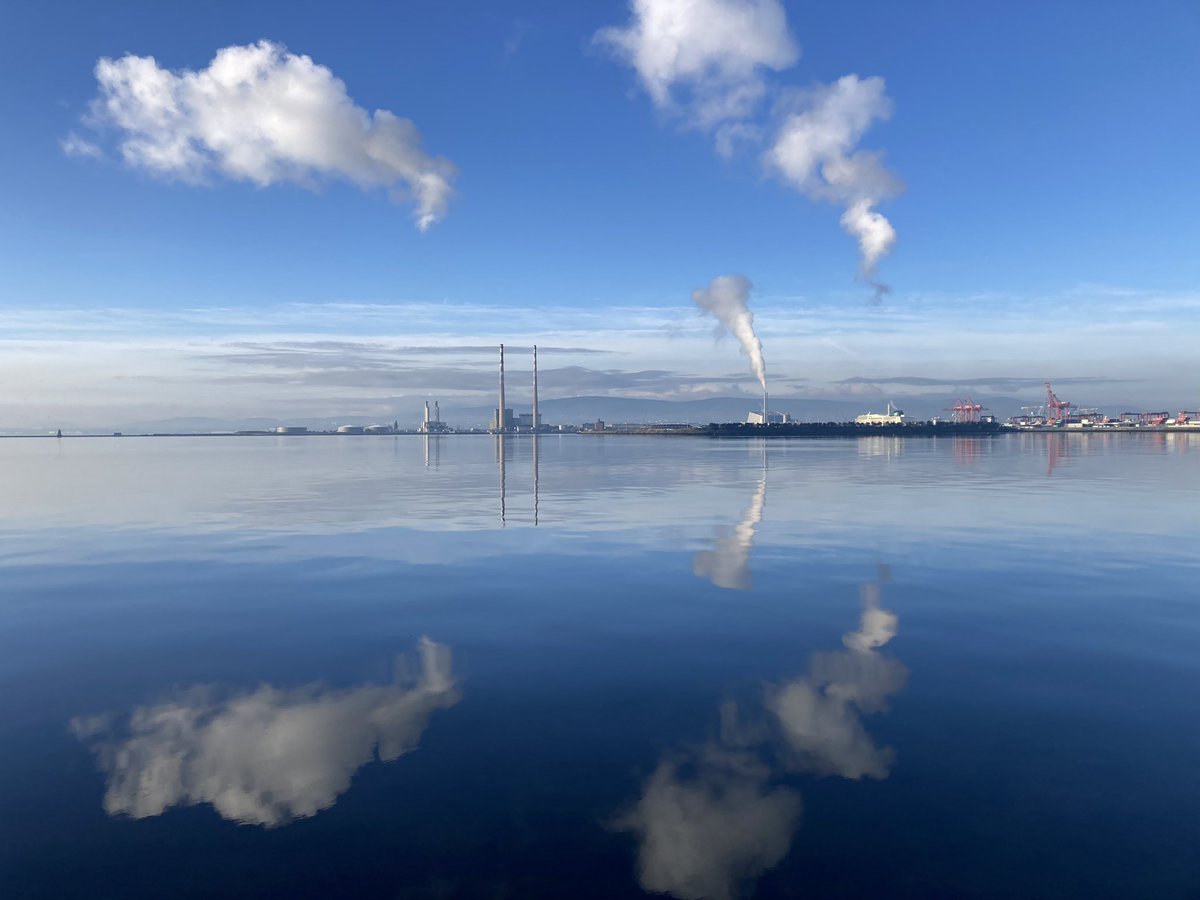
[614,745,802,900]
[77,40,456,230]
[595,0,799,134]
[71,637,459,827]
[766,75,903,275]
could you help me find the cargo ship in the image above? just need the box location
[702,419,1003,437]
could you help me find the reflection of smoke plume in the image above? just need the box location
[70,637,459,827]
[694,470,767,590]
[616,571,905,898]
[767,574,906,779]
[615,709,801,900]
[691,274,766,392]
[766,75,903,283]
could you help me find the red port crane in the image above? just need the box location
[943,397,987,424]
[1044,382,1072,425]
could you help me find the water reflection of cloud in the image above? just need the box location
[617,572,905,898]
[616,745,801,900]
[71,637,458,828]
[694,469,766,591]
[768,576,906,780]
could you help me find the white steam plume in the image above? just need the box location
[75,41,456,231]
[691,274,766,392]
[766,75,903,282]
[594,0,799,138]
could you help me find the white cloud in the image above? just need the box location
[596,0,799,131]
[766,75,903,273]
[78,41,456,230]
[71,637,459,827]
[61,131,103,159]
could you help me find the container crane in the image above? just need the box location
[1044,382,1072,425]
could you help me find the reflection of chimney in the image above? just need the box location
[532,345,539,435]
[498,343,506,433]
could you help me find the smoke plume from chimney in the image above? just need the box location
[692,274,766,394]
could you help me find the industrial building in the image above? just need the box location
[746,410,792,425]
[420,401,452,434]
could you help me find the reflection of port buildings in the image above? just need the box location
[490,343,543,434]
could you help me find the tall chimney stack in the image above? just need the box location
[762,388,768,426]
[498,343,506,433]
[532,345,539,435]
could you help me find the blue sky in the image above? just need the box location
[0,0,1197,428]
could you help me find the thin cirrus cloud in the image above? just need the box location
[72,40,456,231]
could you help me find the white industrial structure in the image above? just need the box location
[420,400,452,434]
[855,402,909,425]
[747,410,792,425]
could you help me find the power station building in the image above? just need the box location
[420,401,452,434]
[490,408,516,432]
[746,410,792,425]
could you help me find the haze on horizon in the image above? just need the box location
[1,1,1196,429]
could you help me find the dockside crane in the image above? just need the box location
[944,397,988,424]
[1044,382,1072,425]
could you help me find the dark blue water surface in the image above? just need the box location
[1,433,1198,899]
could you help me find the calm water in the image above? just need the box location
[1,433,1197,899]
